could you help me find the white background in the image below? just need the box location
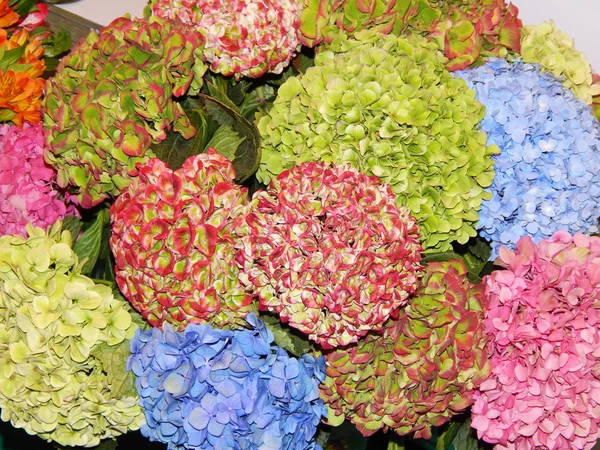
[57,0,600,71]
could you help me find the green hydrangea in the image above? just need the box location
[257,31,498,251]
[0,222,144,447]
[521,21,600,105]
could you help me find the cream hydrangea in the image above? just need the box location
[0,222,144,447]
[521,21,600,105]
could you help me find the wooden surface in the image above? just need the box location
[46,4,102,43]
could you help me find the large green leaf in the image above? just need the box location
[436,422,462,450]
[451,419,481,450]
[204,124,246,160]
[467,237,492,262]
[61,215,82,241]
[206,81,240,112]
[195,94,261,182]
[260,313,315,357]
[73,208,109,276]
[10,0,35,17]
[0,46,26,71]
[151,98,209,171]
[42,28,72,59]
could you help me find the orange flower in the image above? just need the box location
[19,32,45,78]
[0,0,18,29]
[0,69,43,126]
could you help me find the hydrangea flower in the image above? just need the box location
[128,313,326,450]
[110,150,255,331]
[473,232,600,450]
[456,59,600,258]
[0,222,144,447]
[0,123,76,236]
[321,260,490,439]
[150,0,301,78]
[237,161,423,349]
[44,16,207,207]
[257,31,497,252]
[521,22,600,105]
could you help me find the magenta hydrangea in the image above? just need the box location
[473,232,600,450]
[236,161,423,349]
[0,123,76,236]
[150,0,301,78]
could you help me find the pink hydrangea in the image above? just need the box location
[236,161,423,349]
[151,0,301,78]
[472,232,600,450]
[0,123,76,236]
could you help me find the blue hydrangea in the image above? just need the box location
[127,313,327,450]
[456,59,600,258]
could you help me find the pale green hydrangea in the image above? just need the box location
[521,21,600,105]
[0,222,144,447]
[257,31,498,251]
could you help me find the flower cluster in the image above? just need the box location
[0,222,144,447]
[43,16,207,207]
[473,232,600,450]
[257,31,497,251]
[0,123,76,236]
[128,313,326,450]
[0,0,47,126]
[321,260,490,439]
[110,150,255,331]
[237,161,422,349]
[409,0,522,71]
[297,0,522,71]
[521,21,600,105]
[150,0,302,78]
[456,59,600,258]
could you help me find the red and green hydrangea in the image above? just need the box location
[110,150,255,331]
[43,16,207,208]
[298,0,522,71]
[236,161,423,349]
[321,259,490,438]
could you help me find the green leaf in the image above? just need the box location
[196,94,261,182]
[467,237,492,261]
[92,220,116,282]
[0,46,26,71]
[42,28,72,58]
[206,81,240,112]
[451,419,480,450]
[421,251,464,264]
[436,421,462,450]
[298,50,316,74]
[10,0,35,17]
[61,215,82,241]
[151,97,209,170]
[90,339,137,399]
[228,79,254,105]
[260,313,315,357]
[204,124,246,160]
[239,85,276,120]
[73,208,109,276]
[264,64,298,86]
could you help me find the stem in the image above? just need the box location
[90,278,116,287]
[387,435,405,450]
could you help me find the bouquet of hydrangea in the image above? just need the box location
[1,0,600,449]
